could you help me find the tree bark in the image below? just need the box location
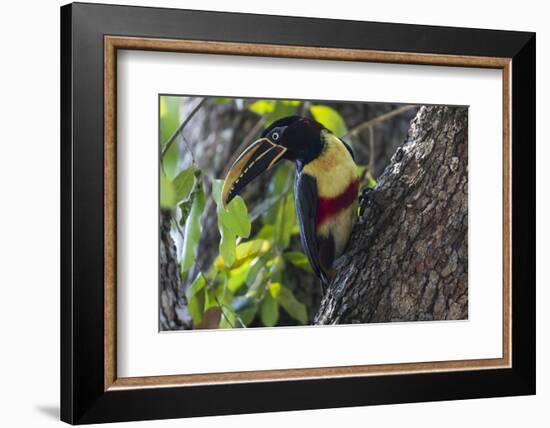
[315,106,468,324]
[159,210,192,330]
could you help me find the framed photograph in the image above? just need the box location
[60,2,535,424]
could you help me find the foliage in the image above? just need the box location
[212,180,251,268]
[190,162,310,329]
[180,186,205,274]
[357,165,377,189]
[159,96,377,329]
[310,105,348,137]
[159,96,181,178]
[248,100,301,127]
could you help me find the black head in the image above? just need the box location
[221,115,325,207]
[261,115,325,163]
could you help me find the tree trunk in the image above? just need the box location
[315,106,468,324]
[159,210,192,330]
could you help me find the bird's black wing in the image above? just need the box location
[340,138,356,161]
[294,171,328,284]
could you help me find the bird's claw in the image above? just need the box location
[358,187,380,219]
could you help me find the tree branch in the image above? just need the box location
[161,97,207,160]
[344,105,417,139]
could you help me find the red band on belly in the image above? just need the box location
[317,179,359,226]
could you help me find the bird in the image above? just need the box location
[222,115,359,285]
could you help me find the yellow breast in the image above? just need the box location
[302,130,358,198]
[317,203,358,257]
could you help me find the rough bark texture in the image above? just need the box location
[159,210,192,330]
[315,106,468,324]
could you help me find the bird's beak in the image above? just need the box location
[222,138,287,208]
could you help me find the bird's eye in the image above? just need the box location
[271,131,280,141]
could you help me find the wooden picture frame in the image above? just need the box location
[61,2,535,424]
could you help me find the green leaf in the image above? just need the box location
[263,163,293,224]
[212,180,251,267]
[245,256,269,287]
[249,100,276,115]
[227,260,253,294]
[178,199,192,226]
[248,100,301,127]
[365,171,377,189]
[203,289,218,311]
[274,194,296,249]
[357,165,377,189]
[219,305,238,329]
[160,172,176,208]
[179,171,202,226]
[268,282,282,298]
[265,100,301,127]
[162,145,179,180]
[211,97,233,105]
[172,166,195,203]
[187,273,206,298]
[283,251,313,273]
[160,96,181,178]
[236,240,270,262]
[204,276,229,311]
[180,188,205,274]
[267,256,285,283]
[187,274,207,325]
[211,179,222,204]
[219,225,237,269]
[260,292,279,327]
[160,96,180,145]
[269,282,308,324]
[188,293,204,325]
[231,296,258,326]
[245,259,268,298]
[310,105,348,137]
[254,224,274,240]
[219,197,251,237]
[214,239,270,271]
